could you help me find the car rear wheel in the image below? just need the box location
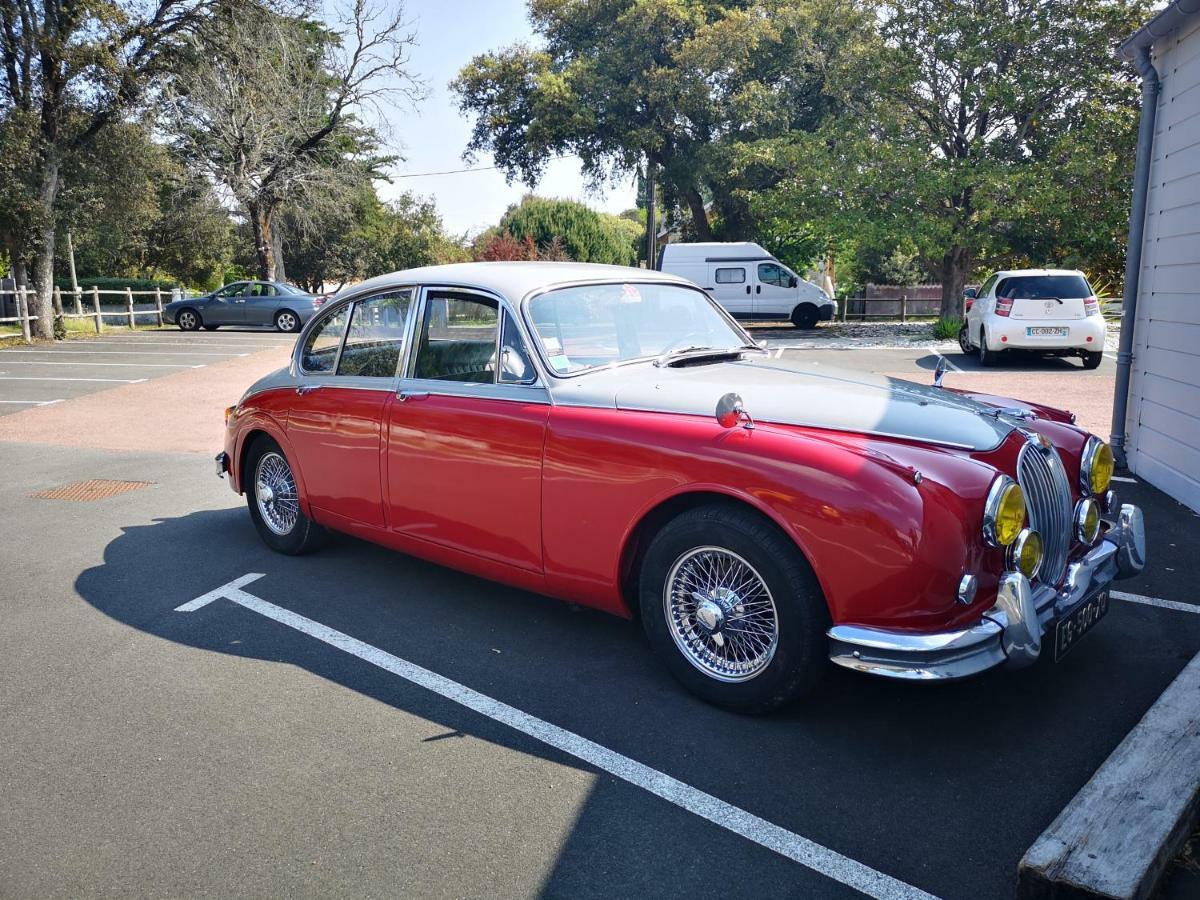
[275,310,300,332]
[176,308,201,331]
[978,330,1001,367]
[245,437,325,555]
[1081,350,1103,370]
[790,304,820,330]
[638,503,829,712]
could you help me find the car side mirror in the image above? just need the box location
[963,287,977,300]
[716,392,755,430]
[788,276,798,288]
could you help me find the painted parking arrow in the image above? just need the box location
[178,574,940,900]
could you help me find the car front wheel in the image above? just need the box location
[790,304,820,329]
[638,503,829,712]
[176,308,201,331]
[245,437,325,555]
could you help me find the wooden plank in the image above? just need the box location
[1018,650,1200,900]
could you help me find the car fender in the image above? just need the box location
[230,405,313,519]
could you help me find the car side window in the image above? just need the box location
[757,263,790,287]
[979,274,999,298]
[224,283,247,298]
[715,267,746,284]
[498,310,535,385]
[414,294,499,383]
[301,306,349,374]
[338,291,414,378]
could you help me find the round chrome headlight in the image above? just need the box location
[1075,497,1101,544]
[1009,528,1044,580]
[1080,437,1114,496]
[983,476,1026,547]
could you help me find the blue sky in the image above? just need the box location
[369,0,637,236]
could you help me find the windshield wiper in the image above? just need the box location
[653,345,759,367]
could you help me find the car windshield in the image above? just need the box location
[527,282,748,375]
[997,275,1091,299]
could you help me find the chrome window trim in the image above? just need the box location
[519,279,754,381]
[294,286,418,379]
[396,377,551,405]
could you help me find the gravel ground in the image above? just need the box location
[753,319,1124,352]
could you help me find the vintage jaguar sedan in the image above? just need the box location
[216,262,1146,712]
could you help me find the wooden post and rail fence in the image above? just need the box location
[0,284,192,341]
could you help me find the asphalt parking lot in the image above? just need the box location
[0,327,1196,899]
[0,328,296,415]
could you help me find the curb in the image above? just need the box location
[1018,649,1200,899]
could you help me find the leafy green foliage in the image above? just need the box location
[494,196,637,265]
[931,316,963,341]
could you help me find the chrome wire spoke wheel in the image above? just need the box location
[255,451,300,536]
[664,546,779,683]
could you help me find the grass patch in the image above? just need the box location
[930,316,963,340]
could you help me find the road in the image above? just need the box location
[0,326,1195,899]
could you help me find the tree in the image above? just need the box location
[452,0,867,241]
[746,0,1153,316]
[0,0,213,338]
[496,195,636,265]
[164,0,423,281]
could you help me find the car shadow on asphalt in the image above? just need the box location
[73,497,1200,900]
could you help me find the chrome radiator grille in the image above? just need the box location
[1017,441,1074,585]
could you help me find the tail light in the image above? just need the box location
[995,296,1013,317]
[964,298,974,313]
[312,296,326,308]
[1084,296,1100,316]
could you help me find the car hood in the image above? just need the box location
[549,353,1015,451]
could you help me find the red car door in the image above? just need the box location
[286,291,415,528]
[384,290,549,573]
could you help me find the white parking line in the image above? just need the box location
[0,398,63,405]
[0,375,146,383]
[0,348,248,357]
[178,574,940,900]
[1112,590,1199,615]
[0,360,203,368]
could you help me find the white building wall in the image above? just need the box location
[1127,18,1200,513]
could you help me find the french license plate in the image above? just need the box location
[1054,590,1109,662]
[1027,326,1069,337]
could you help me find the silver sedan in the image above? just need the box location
[163,281,326,332]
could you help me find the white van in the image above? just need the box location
[657,242,835,328]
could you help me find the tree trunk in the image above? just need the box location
[271,220,287,283]
[940,246,969,319]
[682,185,712,241]
[29,158,61,340]
[250,201,277,281]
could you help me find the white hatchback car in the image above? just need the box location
[958,269,1106,368]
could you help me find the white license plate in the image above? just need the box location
[1027,326,1068,337]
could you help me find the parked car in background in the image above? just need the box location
[216,262,1144,712]
[959,269,1107,368]
[163,281,326,332]
[658,242,835,329]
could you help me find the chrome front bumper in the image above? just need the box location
[827,504,1146,681]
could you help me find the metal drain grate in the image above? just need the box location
[30,480,155,501]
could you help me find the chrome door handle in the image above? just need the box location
[397,390,430,402]
[296,384,322,395]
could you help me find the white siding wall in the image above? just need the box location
[1128,19,1200,513]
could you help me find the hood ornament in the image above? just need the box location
[716,392,755,431]
[932,356,949,388]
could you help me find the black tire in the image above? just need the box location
[958,322,973,353]
[978,330,1001,367]
[275,310,301,332]
[790,304,820,330]
[638,502,829,713]
[176,308,201,331]
[244,436,325,555]
[1081,350,1103,370]
[203,324,220,331]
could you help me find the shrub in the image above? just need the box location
[931,316,963,340]
[55,276,180,293]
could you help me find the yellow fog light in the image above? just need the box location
[1081,437,1114,495]
[1010,528,1043,580]
[984,477,1026,547]
[1075,497,1101,544]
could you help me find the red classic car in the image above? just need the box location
[217,262,1146,712]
